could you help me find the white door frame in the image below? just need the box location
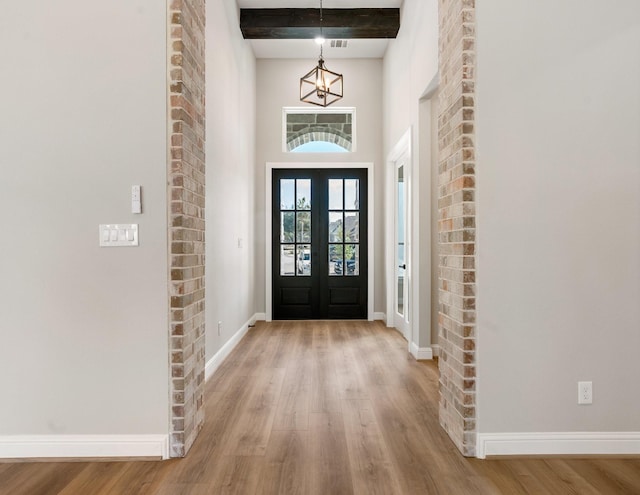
[386,129,412,342]
[265,162,374,322]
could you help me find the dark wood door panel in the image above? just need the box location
[273,168,367,320]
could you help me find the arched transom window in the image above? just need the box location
[284,108,355,153]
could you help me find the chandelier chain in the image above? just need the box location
[319,0,324,58]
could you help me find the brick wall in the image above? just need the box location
[168,0,206,458]
[437,0,477,457]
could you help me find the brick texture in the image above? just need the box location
[437,0,477,457]
[168,0,206,458]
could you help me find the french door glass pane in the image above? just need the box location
[327,178,360,276]
[280,178,313,277]
[344,212,359,242]
[281,244,295,276]
[281,179,295,210]
[296,245,311,276]
[296,179,311,210]
[328,212,343,242]
[281,212,295,242]
[328,244,343,276]
[345,244,359,276]
[328,179,343,210]
[345,179,359,210]
[296,212,311,242]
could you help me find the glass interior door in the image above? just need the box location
[397,165,406,317]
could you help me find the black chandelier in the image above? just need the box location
[299,0,344,107]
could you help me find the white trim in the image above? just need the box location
[253,312,266,323]
[265,162,375,322]
[476,432,640,459]
[205,313,259,382]
[432,344,441,357]
[373,312,386,322]
[0,434,169,460]
[419,72,440,100]
[409,342,434,360]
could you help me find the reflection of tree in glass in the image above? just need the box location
[345,244,355,261]
[329,218,343,242]
[282,213,295,242]
[283,198,311,243]
[297,198,311,241]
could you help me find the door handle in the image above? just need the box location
[398,264,406,269]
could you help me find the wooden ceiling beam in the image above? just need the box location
[240,8,400,40]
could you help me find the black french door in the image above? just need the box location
[272,168,368,319]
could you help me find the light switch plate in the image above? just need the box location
[99,224,139,247]
[132,185,142,214]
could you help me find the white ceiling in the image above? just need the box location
[236,0,403,59]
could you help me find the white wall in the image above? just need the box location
[0,1,168,435]
[383,0,438,154]
[205,0,257,358]
[383,0,439,348]
[476,1,640,433]
[254,58,384,314]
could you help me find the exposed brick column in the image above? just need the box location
[168,0,206,458]
[437,0,477,457]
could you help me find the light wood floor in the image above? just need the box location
[1,320,639,494]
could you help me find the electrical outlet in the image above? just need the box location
[218,321,222,336]
[578,381,593,405]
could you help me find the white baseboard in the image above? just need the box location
[409,342,434,360]
[0,434,168,460]
[373,312,386,323]
[252,312,266,324]
[476,432,640,459]
[205,313,259,382]
[432,344,441,357]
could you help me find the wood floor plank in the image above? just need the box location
[596,458,640,489]
[223,367,286,456]
[369,385,455,494]
[342,399,404,495]
[56,463,130,495]
[272,363,311,431]
[311,320,331,351]
[563,458,640,494]
[152,483,212,495]
[97,461,168,495]
[309,350,342,413]
[535,459,604,495]
[335,344,370,401]
[208,455,264,495]
[2,321,639,495]
[307,411,354,495]
[0,462,88,495]
[258,430,309,495]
